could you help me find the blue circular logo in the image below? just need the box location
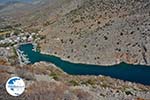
[6,77,25,96]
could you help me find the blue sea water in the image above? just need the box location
[19,44,150,85]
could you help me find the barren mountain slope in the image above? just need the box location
[39,0,150,65]
[0,0,89,31]
[0,1,35,28]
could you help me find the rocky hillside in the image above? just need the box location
[37,0,150,65]
[0,0,88,32]
[0,62,150,100]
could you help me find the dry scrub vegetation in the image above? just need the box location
[0,62,149,100]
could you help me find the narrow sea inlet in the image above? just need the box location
[19,44,150,85]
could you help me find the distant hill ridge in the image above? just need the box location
[0,0,33,4]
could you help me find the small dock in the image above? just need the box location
[32,43,37,52]
[16,49,30,66]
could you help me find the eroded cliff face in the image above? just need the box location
[38,0,150,65]
[0,62,150,100]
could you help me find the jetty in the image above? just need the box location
[16,48,30,66]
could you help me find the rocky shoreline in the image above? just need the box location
[40,50,150,67]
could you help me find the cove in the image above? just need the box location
[19,44,150,85]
